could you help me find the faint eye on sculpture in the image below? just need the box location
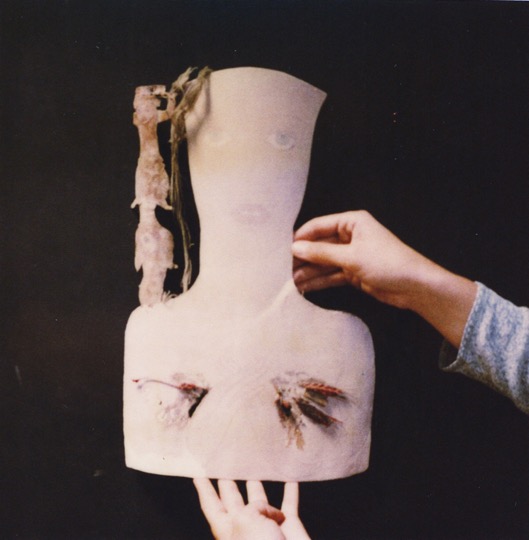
[203,129,232,147]
[267,131,296,150]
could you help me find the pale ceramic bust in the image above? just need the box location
[124,67,375,481]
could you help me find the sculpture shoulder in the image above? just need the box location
[300,297,371,337]
[126,292,193,324]
[292,297,373,355]
[331,309,372,343]
[125,302,173,339]
[335,310,374,361]
[125,294,212,342]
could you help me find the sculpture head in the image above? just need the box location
[184,68,327,232]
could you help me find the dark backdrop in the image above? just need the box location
[1,1,528,539]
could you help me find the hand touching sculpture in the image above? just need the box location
[292,210,477,348]
[292,209,529,415]
[193,479,310,540]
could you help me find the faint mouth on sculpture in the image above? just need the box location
[231,204,270,225]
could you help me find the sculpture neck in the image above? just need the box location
[192,219,295,312]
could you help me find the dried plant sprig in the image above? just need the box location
[272,372,346,449]
[133,373,209,426]
[296,398,340,427]
[168,66,212,292]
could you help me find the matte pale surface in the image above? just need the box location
[124,68,375,481]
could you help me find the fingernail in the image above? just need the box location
[291,240,305,256]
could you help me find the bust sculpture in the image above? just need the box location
[124,67,375,481]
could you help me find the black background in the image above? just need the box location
[1,1,528,538]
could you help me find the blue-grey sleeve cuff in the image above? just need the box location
[439,282,529,414]
[439,281,487,373]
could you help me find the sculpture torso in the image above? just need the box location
[125,282,374,480]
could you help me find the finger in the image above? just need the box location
[294,210,369,242]
[292,239,351,268]
[280,518,311,540]
[294,213,346,241]
[293,256,307,270]
[218,479,245,511]
[293,237,340,271]
[246,480,268,503]
[293,262,338,283]
[294,230,341,244]
[251,501,286,525]
[281,482,299,515]
[193,478,226,521]
[296,271,349,293]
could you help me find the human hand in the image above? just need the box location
[193,478,310,540]
[292,210,477,347]
[292,210,440,309]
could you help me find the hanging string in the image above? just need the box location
[168,66,212,292]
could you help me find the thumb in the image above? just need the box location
[292,239,350,268]
[252,501,286,525]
